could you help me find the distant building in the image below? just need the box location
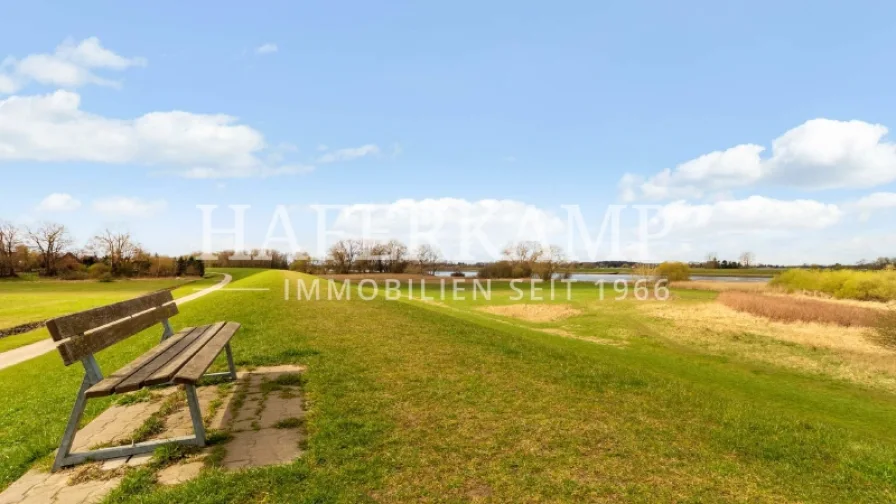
[58,252,83,271]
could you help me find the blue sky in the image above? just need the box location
[1,1,895,263]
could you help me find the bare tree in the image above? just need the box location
[533,245,567,280]
[89,229,140,275]
[739,251,755,268]
[384,239,409,273]
[0,221,22,277]
[502,241,544,265]
[27,222,72,276]
[705,252,719,269]
[327,239,362,273]
[415,244,441,275]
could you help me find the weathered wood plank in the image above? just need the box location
[112,326,209,393]
[47,291,176,341]
[57,303,179,366]
[85,327,195,398]
[143,322,226,387]
[173,322,241,384]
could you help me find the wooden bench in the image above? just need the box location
[48,290,241,471]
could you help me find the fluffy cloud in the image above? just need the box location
[321,198,566,260]
[651,196,842,234]
[621,119,896,201]
[92,197,167,217]
[0,90,308,177]
[255,43,278,55]
[855,192,896,210]
[0,37,145,94]
[316,144,380,164]
[854,192,896,221]
[36,193,81,212]
[315,196,842,261]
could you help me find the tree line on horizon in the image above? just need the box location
[0,220,205,280]
[3,219,892,281]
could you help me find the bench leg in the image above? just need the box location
[224,342,238,380]
[52,376,91,472]
[184,384,206,446]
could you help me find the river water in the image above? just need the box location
[434,271,770,283]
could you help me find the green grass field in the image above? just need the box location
[0,274,221,353]
[1,269,895,502]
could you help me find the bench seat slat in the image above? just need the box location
[85,326,196,398]
[112,326,210,394]
[173,322,241,384]
[143,322,227,387]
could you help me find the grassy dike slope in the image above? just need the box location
[2,269,896,502]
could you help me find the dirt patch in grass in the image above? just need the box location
[641,301,896,392]
[0,320,45,338]
[540,328,626,347]
[718,291,882,327]
[478,304,582,323]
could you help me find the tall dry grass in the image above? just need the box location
[874,308,896,348]
[671,281,767,292]
[717,291,882,327]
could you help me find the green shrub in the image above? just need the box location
[58,269,89,280]
[656,261,691,281]
[771,269,896,301]
[87,262,111,279]
[477,261,514,279]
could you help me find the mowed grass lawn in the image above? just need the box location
[0,274,221,353]
[1,270,896,502]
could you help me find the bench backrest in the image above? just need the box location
[48,290,178,366]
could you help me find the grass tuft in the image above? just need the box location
[101,468,156,503]
[150,443,199,469]
[274,417,302,429]
[112,389,153,407]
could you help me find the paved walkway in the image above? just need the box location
[0,274,233,371]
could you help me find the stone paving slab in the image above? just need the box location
[0,470,121,504]
[73,400,164,451]
[157,462,203,486]
[220,428,304,469]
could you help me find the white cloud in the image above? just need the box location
[651,195,842,233]
[0,37,145,94]
[324,198,566,260]
[855,192,896,210]
[255,43,278,55]
[0,90,307,178]
[36,193,81,212]
[621,119,896,201]
[92,197,167,217]
[316,144,380,164]
[854,192,896,221]
[180,165,314,179]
